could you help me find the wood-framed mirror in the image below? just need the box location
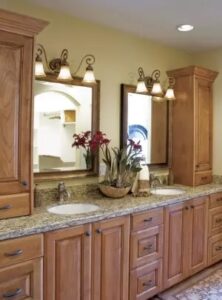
[120,84,168,166]
[34,74,100,181]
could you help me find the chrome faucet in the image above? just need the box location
[150,174,162,189]
[57,182,69,203]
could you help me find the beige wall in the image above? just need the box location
[194,50,222,175]
[1,0,192,149]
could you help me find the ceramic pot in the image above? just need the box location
[98,184,131,198]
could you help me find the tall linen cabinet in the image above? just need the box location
[0,9,48,218]
[167,66,218,186]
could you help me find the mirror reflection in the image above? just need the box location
[33,77,98,174]
[121,84,168,165]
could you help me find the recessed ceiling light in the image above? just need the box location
[177,24,194,32]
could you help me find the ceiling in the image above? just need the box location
[29,0,222,52]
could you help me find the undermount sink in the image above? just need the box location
[47,203,100,215]
[151,188,185,196]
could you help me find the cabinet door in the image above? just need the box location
[195,78,212,172]
[92,216,130,300]
[164,203,187,289]
[0,258,43,300]
[0,30,33,195]
[44,224,92,300]
[188,196,208,275]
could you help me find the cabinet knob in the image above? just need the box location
[190,205,194,209]
[96,229,102,234]
[4,249,23,257]
[3,288,22,298]
[85,231,91,237]
[21,181,28,187]
[184,206,189,210]
[216,218,222,224]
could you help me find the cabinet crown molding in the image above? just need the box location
[167,65,218,82]
[0,8,48,36]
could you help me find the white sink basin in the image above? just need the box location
[151,188,185,196]
[47,203,100,215]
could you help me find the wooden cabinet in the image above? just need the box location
[44,224,92,300]
[208,192,222,265]
[92,216,130,300]
[0,9,47,218]
[0,234,43,300]
[167,66,218,186]
[130,208,164,299]
[164,196,208,289]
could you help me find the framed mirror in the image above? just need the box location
[120,84,168,165]
[34,74,100,181]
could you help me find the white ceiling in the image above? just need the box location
[29,0,222,52]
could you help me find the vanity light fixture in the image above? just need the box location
[35,44,96,83]
[136,67,176,101]
[177,24,194,32]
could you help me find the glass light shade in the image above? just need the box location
[57,64,73,81]
[83,69,96,83]
[136,80,148,93]
[151,82,163,96]
[164,88,176,100]
[35,61,46,77]
[152,96,165,102]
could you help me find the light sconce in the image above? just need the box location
[136,67,176,101]
[35,44,96,83]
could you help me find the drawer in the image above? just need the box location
[0,258,43,300]
[0,194,30,220]
[195,172,212,186]
[209,192,222,209]
[131,208,163,231]
[208,234,222,266]
[0,234,43,268]
[130,259,162,300]
[208,207,222,236]
[130,225,163,269]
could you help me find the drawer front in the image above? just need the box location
[131,225,163,269]
[130,259,162,300]
[0,194,30,220]
[209,192,222,209]
[0,234,43,268]
[131,208,163,231]
[0,258,43,300]
[208,207,222,236]
[208,234,222,266]
[195,172,212,186]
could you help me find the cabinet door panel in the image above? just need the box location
[44,224,91,300]
[189,196,208,275]
[164,203,185,289]
[93,216,130,300]
[0,30,33,195]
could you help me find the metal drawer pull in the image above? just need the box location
[216,198,222,202]
[143,280,153,287]
[215,246,222,251]
[144,244,153,251]
[4,249,23,257]
[3,288,22,298]
[144,217,153,222]
[215,218,222,223]
[0,205,12,211]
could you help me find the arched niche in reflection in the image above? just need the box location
[34,74,100,181]
[120,84,168,165]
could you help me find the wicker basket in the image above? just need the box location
[98,184,131,198]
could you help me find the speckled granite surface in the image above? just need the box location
[1,183,222,241]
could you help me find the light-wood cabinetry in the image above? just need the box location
[130,208,164,300]
[167,66,218,186]
[0,9,47,219]
[92,216,130,300]
[208,192,222,265]
[44,224,92,300]
[164,196,208,289]
[0,234,43,300]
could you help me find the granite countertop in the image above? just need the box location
[0,183,222,241]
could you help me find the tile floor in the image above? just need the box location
[152,262,222,300]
